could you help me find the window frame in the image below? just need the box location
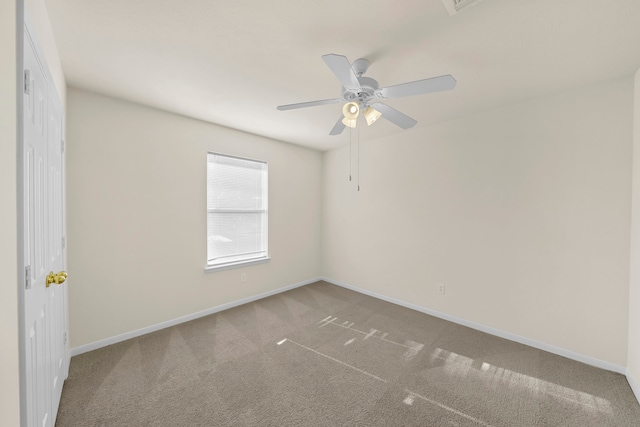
[204,152,270,272]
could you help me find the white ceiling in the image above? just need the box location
[44,0,640,151]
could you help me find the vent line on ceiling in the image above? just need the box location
[442,0,484,15]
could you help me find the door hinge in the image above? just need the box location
[24,70,31,95]
[25,265,32,289]
[61,139,65,154]
[63,332,68,345]
[62,236,66,249]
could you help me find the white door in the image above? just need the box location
[23,20,68,427]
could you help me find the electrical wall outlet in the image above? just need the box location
[437,283,445,294]
[241,273,246,282]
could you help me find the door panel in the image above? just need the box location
[23,20,67,427]
[24,27,51,427]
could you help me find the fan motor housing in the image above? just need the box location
[342,76,379,104]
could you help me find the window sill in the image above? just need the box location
[204,257,271,273]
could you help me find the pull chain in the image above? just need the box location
[349,126,352,181]
[357,126,360,191]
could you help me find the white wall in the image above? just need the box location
[323,77,633,367]
[0,1,20,424]
[628,69,640,396]
[66,88,322,348]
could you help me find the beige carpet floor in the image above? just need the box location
[56,281,640,426]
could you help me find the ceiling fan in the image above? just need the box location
[277,53,457,135]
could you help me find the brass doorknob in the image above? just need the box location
[46,271,67,287]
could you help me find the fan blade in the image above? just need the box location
[378,75,456,99]
[321,54,362,92]
[371,103,417,129]
[329,116,346,135]
[277,98,343,111]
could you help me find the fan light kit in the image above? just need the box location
[277,53,457,135]
[341,102,359,128]
[363,106,382,126]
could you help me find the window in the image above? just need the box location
[206,153,268,270]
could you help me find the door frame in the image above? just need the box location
[17,0,27,425]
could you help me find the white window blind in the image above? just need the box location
[207,153,268,268]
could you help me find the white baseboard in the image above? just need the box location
[321,276,627,375]
[70,277,321,357]
[626,368,640,404]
